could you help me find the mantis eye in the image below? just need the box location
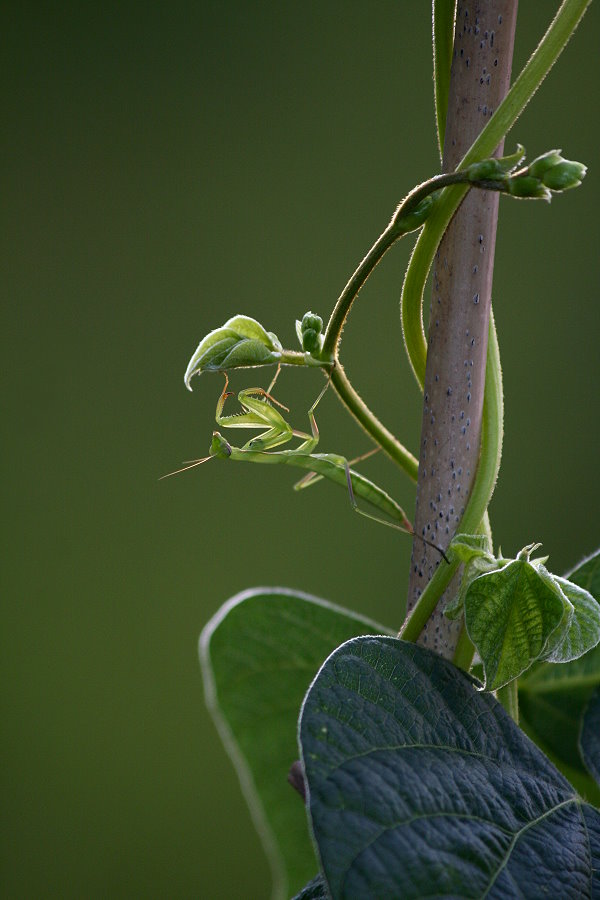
[210,432,232,458]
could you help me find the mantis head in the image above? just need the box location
[210,431,233,459]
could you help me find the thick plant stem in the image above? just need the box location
[497,679,519,723]
[406,1,518,659]
[401,315,503,643]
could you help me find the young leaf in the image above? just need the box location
[184,315,283,387]
[462,556,570,690]
[580,689,600,788]
[517,548,600,777]
[444,533,499,620]
[300,636,600,900]
[542,575,600,663]
[200,588,392,900]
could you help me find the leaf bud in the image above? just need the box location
[397,193,436,231]
[541,159,587,191]
[527,149,564,178]
[467,145,525,182]
[296,311,324,354]
[507,175,551,201]
[467,158,506,182]
[301,311,323,335]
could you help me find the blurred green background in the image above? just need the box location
[3,3,599,897]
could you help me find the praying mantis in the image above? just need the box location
[166,373,447,559]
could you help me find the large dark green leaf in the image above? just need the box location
[300,636,599,899]
[200,588,391,899]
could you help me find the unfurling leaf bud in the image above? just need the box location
[396,193,437,232]
[184,315,283,389]
[527,149,564,178]
[300,328,320,353]
[468,158,506,181]
[467,145,526,182]
[526,150,587,191]
[301,311,323,335]
[508,151,587,198]
[541,159,587,191]
[296,310,324,355]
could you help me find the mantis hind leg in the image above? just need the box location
[343,462,449,562]
[294,446,379,491]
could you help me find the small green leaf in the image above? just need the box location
[444,533,499,619]
[200,588,391,899]
[184,315,283,388]
[463,557,570,690]
[518,548,600,778]
[450,532,493,561]
[542,576,600,662]
[580,689,600,787]
[300,636,600,899]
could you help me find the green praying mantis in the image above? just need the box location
[165,372,447,560]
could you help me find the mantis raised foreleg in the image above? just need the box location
[166,375,447,559]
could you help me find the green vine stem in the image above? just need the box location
[321,171,487,363]
[278,350,324,367]
[399,0,590,653]
[329,362,419,482]
[496,679,519,723]
[322,0,592,485]
[402,0,592,389]
[432,0,456,161]
[320,161,521,479]
[451,621,476,673]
